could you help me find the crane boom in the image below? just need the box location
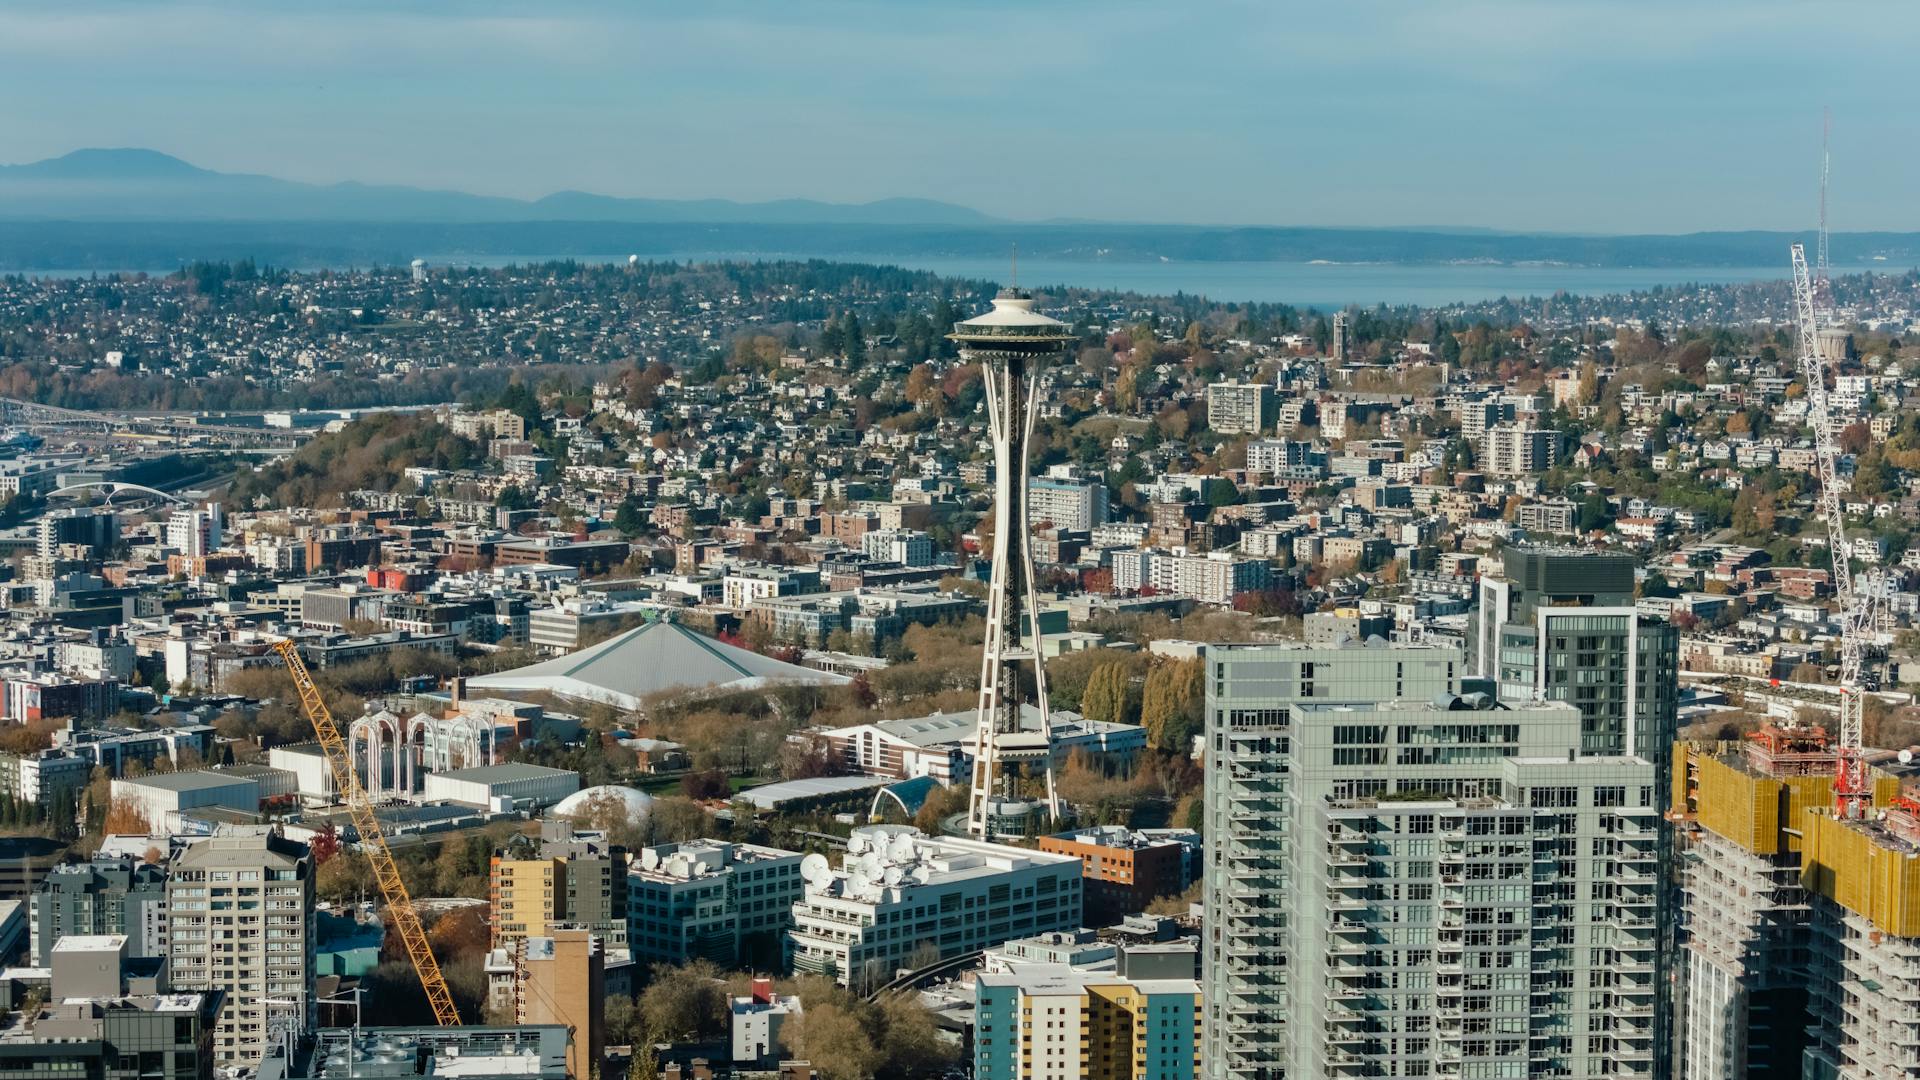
[1790,243,1879,818]
[273,639,462,1026]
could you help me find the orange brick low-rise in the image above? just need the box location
[1037,825,1200,925]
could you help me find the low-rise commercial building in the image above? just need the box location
[421,762,579,811]
[790,825,1082,988]
[110,771,260,830]
[1036,826,1200,926]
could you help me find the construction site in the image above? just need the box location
[1672,721,1920,1080]
[1666,230,1920,1080]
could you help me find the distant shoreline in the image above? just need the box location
[10,243,1906,309]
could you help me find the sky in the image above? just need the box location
[3,0,1917,233]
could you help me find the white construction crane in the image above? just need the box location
[1789,243,1885,819]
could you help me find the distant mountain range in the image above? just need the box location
[6,148,1920,274]
[0,148,1000,226]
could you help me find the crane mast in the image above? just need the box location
[1789,244,1882,819]
[273,639,462,1026]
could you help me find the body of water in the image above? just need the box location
[420,251,1890,308]
[30,252,1899,309]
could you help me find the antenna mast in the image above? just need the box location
[1817,107,1832,307]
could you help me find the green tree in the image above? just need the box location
[612,497,647,536]
[1576,494,1612,533]
[843,311,866,364]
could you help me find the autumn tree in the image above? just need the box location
[639,962,731,1042]
[1080,662,1137,726]
[1139,659,1204,753]
[103,795,153,835]
[874,993,958,1079]
[779,1002,882,1080]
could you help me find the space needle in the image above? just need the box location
[949,287,1075,839]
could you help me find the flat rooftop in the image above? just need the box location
[430,762,574,784]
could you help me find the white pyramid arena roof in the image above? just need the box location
[467,619,848,710]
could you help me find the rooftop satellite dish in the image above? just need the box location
[641,849,661,872]
[883,866,904,886]
[846,833,870,856]
[1901,749,1914,765]
[847,870,872,896]
[800,853,831,886]
[890,834,919,862]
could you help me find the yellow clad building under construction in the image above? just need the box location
[1672,725,1920,1080]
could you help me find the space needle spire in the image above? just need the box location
[950,288,1074,839]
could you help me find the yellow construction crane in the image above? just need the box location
[273,638,462,1027]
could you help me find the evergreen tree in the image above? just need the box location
[843,311,866,364]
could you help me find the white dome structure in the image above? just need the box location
[551,785,654,824]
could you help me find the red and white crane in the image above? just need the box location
[1789,242,1885,819]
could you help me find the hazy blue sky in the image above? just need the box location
[4,0,1915,232]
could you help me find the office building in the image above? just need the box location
[975,965,1201,1080]
[790,825,1082,988]
[1480,424,1559,476]
[165,834,315,1066]
[0,934,223,1080]
[490,825,629,950]
[512,927,603,1080]
[30,854,168,965]
[1206,382,1275,436]
[1470,545,1680,760]
[1036,826,1200,926]
[1203,646,1660,1080]
[628,839,803,968]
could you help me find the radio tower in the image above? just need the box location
[952,287,1073,839]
